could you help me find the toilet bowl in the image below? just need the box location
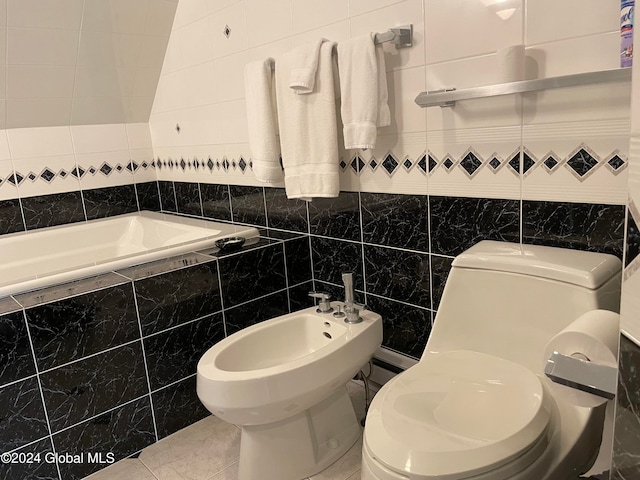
[362,241,621,480]
[197,303,382,480]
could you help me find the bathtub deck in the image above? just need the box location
[83,382,366,480]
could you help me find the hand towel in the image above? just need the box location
[337,33,391,150]
[244,57,284,184]
[289,38,326,95]
[275,41,340,200]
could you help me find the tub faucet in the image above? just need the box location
[342,273,363,324]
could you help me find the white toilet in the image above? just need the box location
[362,241,622,480]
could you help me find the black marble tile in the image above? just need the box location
[288,281,314,312]
[430,255,454,310]
[134,261,222,336]
[218,244,286,307]
[0,311,36,386]
[0,377,49,452]
[230,185,266,226]
[25,283,140,371]
[40,342,148,431]
[626,211,640,267]
[144,313,224,390]
[264,187,309,232]
[200,183,231,222]
[225,290,290,336]
[311,237,364,290]
[313,280,365,306]
[136,182,161,212]
[361,193,429,252]
[308,192,361,241]
[174,182,202,216]
[430,196,520,256]
[364,245,430,309]
[366,295,431,360]
[83,185,138,220]
[52,396,155,480]
[21,192,85,231]
[158,181,177,212]
[0,198,25,235]
[522,201,625,258]
[0,437,59,480]
[284,236,312,286]
[152,376,210,439]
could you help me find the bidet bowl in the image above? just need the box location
[197,303,382,426]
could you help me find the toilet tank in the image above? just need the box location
[426,241,622,374]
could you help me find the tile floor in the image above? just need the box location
[84,382,368,480]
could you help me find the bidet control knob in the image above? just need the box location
[308,291,334,314]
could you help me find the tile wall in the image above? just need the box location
[0,234,311,480]
[0,123,156,234]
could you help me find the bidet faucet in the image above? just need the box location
[308,291,333,313]
[342,273,364,323]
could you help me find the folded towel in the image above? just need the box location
[275,41,340,200]
[337,33,390,150]
[289,38,326,95]
[244,58,283,184]
[376,45,391,127]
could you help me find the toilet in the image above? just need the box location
[362,241,622,480]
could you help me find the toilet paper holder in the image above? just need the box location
[544,351,618,400]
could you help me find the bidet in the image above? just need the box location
[197,303,382,480]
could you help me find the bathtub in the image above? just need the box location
[0,211,260,298]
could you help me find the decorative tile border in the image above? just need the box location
[144,142,626,183]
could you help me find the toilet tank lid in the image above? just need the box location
[452,241,621,289]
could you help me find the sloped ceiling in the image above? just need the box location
[0,0,178,129]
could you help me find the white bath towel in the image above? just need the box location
[289,38,326,95]
[275,41,340,200]
[244,57,283,184]
[337,33,391,150]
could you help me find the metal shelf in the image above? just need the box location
[414,68,632,108]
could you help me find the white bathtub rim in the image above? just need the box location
[0,211,260,299]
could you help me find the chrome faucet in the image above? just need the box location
[308,291,333,314]
[342,273,364,323]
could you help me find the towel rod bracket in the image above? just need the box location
[388,25,413,48]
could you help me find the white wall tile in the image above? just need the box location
[76,150,134,188]
[77,32,143,67]
[6,99,73,128]
[145,0,179,36]
[0,159,18,201]
[292,20,350,45]
[7,126,74,158]
[0,0,6,26]
[425,0,523,64]
[70,96,127,125]
[214,51,249,102]
[349,0,407,18]
[71,124,129,153]
[73,66,136,98]
[7,0,83,30]
[6,66,75,99]
[0,131,11,160]
[82,0,151,34]
[172,0,208,29]
[139,35,171,69]
[350,0,425,72]
[126,123,153,150]
[382,66,427,134]
[526,0,618,46]
[125,96,155,123]
[184,61,219,107]
[244,0,292,48]
[132,67,163,98]
[7,27,79,65]
[526,33,619,79]
[178,17,215,67]
[210,2,248,58]
[291,0,349,35]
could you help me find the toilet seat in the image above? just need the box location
[364,350,552,480]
